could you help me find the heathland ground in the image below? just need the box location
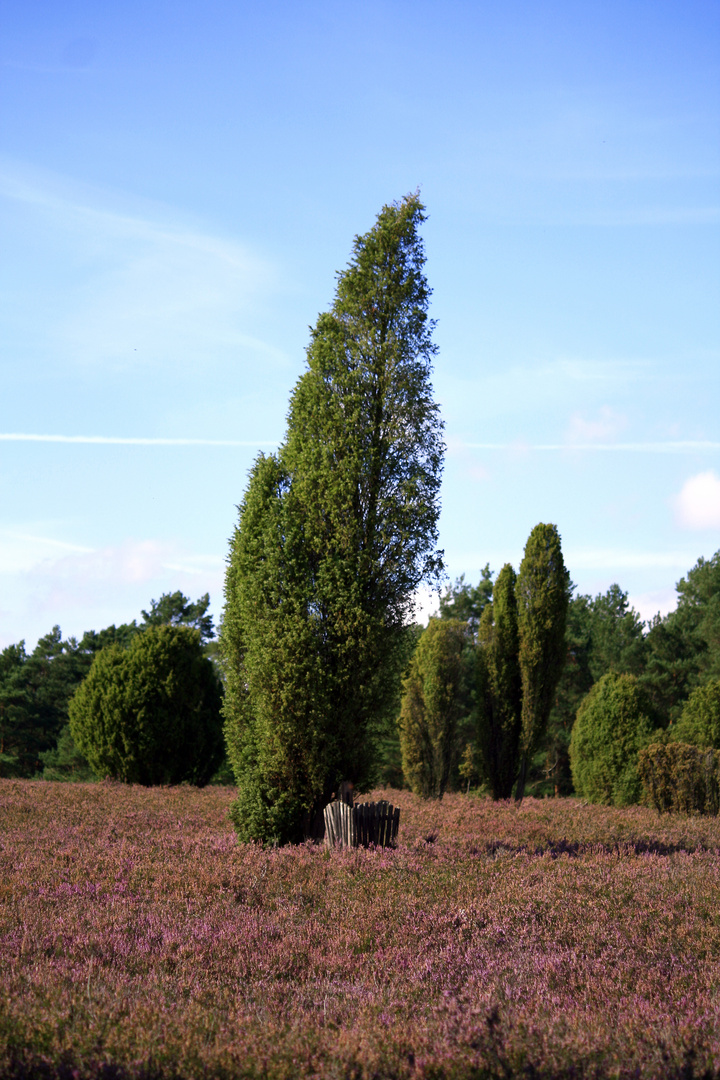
[1,781,719,1079]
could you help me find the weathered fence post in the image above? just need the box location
[323,797,400,849]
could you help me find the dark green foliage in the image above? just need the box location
[584,584,646,680]
[673,679,720,748]
[0,629,95,778]
[399,618,470,798]
[0,642,32,776]
[541,584,647,796]
[38,725,96,781]
[369,623,424,789]
[570,673,655,806]
[77,622,140,653]
[438,566,493,634]
[640,551,720,722]
[141,591,214,645]
[476,564,523,799]
[69,625,224,786]
[222,454,337,844]
[515,524,571,800]
[222,194,444,842]
[676,551,720,681]
[641,608,705,724]
[0,593,217,782]
[638,741,720,815]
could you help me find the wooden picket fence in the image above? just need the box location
[323,799,400,849]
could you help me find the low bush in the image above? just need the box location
[638,740,720,815]
[69,625,223,785]
[569,672,655,805]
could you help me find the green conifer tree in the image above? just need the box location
[476,563,523,798]
[515,523,571,801]
[222,194,444,843]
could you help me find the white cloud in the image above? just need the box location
[566,406,627,444]
[0,530,94,574]
[0,534,225,648]
[673,470,720,530]
[627,589,678,624]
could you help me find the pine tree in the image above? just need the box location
[222,194,445,843]
[476,563,523,799]
[515,523,571,801]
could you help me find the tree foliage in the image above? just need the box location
[673,679,720,749]
[438,567,493,634]
[69,625,223,786]
[515,523,571,800]
[0,592,217,781]
[541,584,646,796]
[141,591,214,645]
[0,629,93,778]
[399,618,470,798]
[640,551,720,724]
[638,741,720,815]
[570,672,655,806]
[222,194,445,842]
[476,564,523,799]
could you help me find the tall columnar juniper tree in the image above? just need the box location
[476,563,523,799]
[515,523,571,801]
[222,194,445,844]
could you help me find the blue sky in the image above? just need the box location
[1,0,719,649]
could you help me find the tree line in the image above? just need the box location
[0,592,226,783]
[406,548,720,805]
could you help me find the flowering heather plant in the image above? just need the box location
[1,780,720,1079]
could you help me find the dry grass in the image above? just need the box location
[1,780,719,1078]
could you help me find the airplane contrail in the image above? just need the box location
[0,434,718,452]
[458,441,720,453]
[0,433,277,446]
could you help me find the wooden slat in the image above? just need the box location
[323,799,400,849]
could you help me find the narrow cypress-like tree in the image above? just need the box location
[222,194,444,843]
[476,563,523,798]
[515,523,571,801]
[399,618,469,798]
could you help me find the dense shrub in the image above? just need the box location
[69,625,224,785]
[672,678,720,748]
[569,672,655,805]
[399,618,470,798]
[638,740,720,815]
